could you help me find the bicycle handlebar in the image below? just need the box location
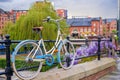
[43,16,63,29]
[43,16,63,22]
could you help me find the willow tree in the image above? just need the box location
[4,1,68,40]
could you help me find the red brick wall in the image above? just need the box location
[69,20,102,36]
[0,13,9,34]
[80,65,116,80]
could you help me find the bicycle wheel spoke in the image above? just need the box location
[59,40,75,69]
[12,41,43,80]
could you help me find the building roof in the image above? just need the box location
[0,8,10,15]
[11,10,28,13]
[92,17,101,21]
[102,18,117,24]
[67,17,101,27]
[0,8,5,14]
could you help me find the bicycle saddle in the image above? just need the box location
[32,27,43,32]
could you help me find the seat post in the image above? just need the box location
[32,27,43,39]
[39,31,42,39]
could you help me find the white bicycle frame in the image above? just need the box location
[27,18,68,60]
[40,30,63,54]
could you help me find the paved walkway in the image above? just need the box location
[99,58,120,80]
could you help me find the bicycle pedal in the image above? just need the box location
[54,49,58,53]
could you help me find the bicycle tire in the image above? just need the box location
[59,39,76,69]
[12,40,43,80]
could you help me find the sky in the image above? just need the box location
[0,0,118,18]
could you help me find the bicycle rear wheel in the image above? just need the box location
[59,39,76,69]
[12,40,43,80]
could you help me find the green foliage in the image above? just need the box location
[115,35,119,41]
[112,30,118,34]
[0,58,57,72]
[79,56,97,63]
[3,1,68,40]
[0,58,6,69]
[111,30,118,41]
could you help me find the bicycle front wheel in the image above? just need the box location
[59,39,76,69]
[12,40,43,80]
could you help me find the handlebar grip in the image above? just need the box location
[43,16,63,23]
[43,17,50,22]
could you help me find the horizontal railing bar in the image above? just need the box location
[0,71,6,75]
[0,39,111,44]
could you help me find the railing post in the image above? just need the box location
[66,36,71,67]
[85,38,88,46]
[66,36,70,53]
[110,37,112,42]
[98,36,101,60]
[110,37,113,55]
[5,34,13,80]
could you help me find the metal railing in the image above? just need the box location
[68,36,112,61]
[0,35,112,80]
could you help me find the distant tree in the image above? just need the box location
[3,1,68,40]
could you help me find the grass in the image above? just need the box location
[0,57,58,72]
[0,58,6,69]
[0,55,98,72]
[80,55,97,63]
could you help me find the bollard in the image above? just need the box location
[5,35,13,80]
[98,36,101,60]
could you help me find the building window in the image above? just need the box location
[72,29,78,38]
[80,28,83,32]
[93,23,96,27]
[84,28,87,32]
[93,28,96,32]
[88,28,91,32]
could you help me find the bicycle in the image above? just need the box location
[11,16,76,80]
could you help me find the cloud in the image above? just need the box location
[0,0,12,2]
[0,0,118,18]
[50,0,118,18]
[0,0,38,10]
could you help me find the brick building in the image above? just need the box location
[67,17,117,38]
[0,8,28,34]
[102,19,117,36]
[0,8,13,34]
[56,9,67,19]
[10,10,28,23]
[67,17,102,37]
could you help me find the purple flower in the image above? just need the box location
[74,60,79,65]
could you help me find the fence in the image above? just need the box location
[0,35,112,80]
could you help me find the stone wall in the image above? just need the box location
[34,58,116,80]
